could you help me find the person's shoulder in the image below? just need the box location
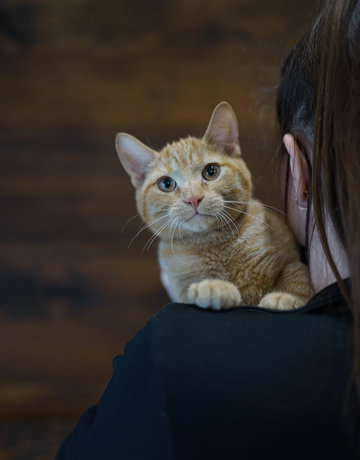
[151,302,300,382]
[151,297,353,392]
[152,302,267,350]
[151,300,309,346]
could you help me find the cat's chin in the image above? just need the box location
[182,213,214,233]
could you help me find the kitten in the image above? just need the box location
[115,102,312,310]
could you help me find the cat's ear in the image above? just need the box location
[115,133,157,187]
[203,102,241,157]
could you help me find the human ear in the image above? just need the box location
[203,101,242,157]
[283,134,309,208]
[115,133,157,188]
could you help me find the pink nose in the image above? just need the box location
[184,195,203,211]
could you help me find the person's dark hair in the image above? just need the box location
[276,0,360,383]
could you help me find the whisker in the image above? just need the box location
[121,210,165,233]
[218,209,239,238]
[175,218,184,254]
[223,205,274,229]
[223,200,286,216]
[209,209,226,229]
[211,209,236,239]
[128,213,169,248]
[122,214,142,233]
[170,217,179,256]
[142,221,169,254]
[175,218,188,246]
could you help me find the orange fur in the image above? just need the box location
[116,102,313,310]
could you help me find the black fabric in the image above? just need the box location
[57,282,360,460]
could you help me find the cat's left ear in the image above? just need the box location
[203,102,241,157]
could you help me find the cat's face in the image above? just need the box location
[135,137,251,237]
[116,102,252,240]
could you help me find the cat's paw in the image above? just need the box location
[258,292,305,311]
[188,279,241,310]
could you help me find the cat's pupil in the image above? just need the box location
[207,166,216,176]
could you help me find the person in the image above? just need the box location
[57,0,360,458]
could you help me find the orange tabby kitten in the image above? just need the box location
[115,102,312,310]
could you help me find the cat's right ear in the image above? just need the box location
[115,133,157,188]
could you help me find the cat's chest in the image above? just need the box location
[158,240,229,279]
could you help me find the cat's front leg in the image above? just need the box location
[187,279,242,310]
[258,260,313,310]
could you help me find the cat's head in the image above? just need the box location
[115,102,252,240]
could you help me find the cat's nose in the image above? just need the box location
[184,195,203,211]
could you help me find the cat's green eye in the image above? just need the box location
[157,176,177,192]
[202,164,220,181]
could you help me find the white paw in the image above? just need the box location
[188,279,241,310]
[258,292,304,311]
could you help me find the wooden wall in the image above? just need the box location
[0,0,315,456]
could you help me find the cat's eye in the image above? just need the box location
[157,176,177,192]
[202,164,220,181]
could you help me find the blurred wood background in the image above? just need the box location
[0,0,314,457]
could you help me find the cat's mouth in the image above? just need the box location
[185,211,210,222]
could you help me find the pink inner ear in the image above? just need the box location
[213,124,237,146]
[204,102,239,152]
[116,133,156,187]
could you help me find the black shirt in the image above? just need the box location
[57,282,359,459]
